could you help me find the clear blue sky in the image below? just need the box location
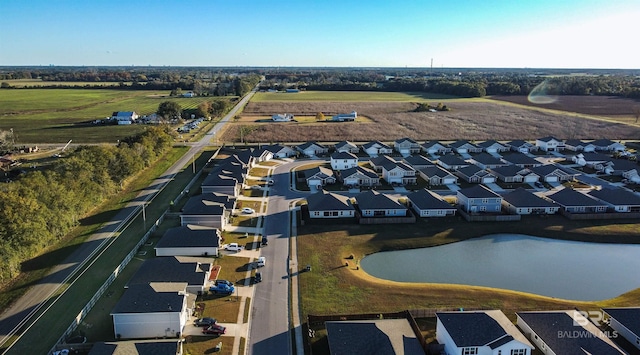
[1,0,638,68]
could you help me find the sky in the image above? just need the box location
[1,0,639,68]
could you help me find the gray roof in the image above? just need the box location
[331,151,358,160]
[590,138,617,147]
[407,189,455,210]
[610,158,640,171]
[529,164,575,177]
[517,311,625,355]
[304,166,334,180]
[421,140,449,149]
[490,165,530,177]
[341,166,378,179]
[506,140,533,148]
[469,153,506,166]
[458,185,500,199]
[437,155,469,167]
[476,140,505,149]
[181,193,231,215]
[500,153,541,166]
[356,190,406,210]
[456,165,486,177]
[156,225,220,249]
[384,161,415,172]
[326,319,424,355]
[89,340,181,355]
[603,308,640,336]
[370,155,396,166]
[436,312,509,347]
[111,283,186,314]
[127,257,209,287]
[394,137,419,145]
[564,139,587,147]
[588,187,640,206]
[537,136,561,142]
[263,144,293,154]
[547,188,607,207]
[574,152,611,162]
[297,141,326,150]
[335,141,357,150]
[403,155,434,167]
[419,166,455,179]
[306,190,354,211]
[502,188,557,208]
[363,140,391,150]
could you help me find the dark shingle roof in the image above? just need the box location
[449,140,477,149]
[326,319,424,355]
[370,155,396,166]
[501,153,540,166]
[436,312,508,347]
[335,141,357,150]
[476,140,505,149]
[306,190,354,211]
[341,166,378,179]
[506,140,533,148]
[502,188,557,208]
[112,283,186,314]
[363,140,391,150]
[89,341,181,355]
[181,193,230,215]
[490,165,530,177]
[517,311,625,355]
[356,190,405,210]
[406,189,454,210]
[403,155,434,167]
[458,184,501,198]
[589,187,640,206]
[469,153,506,166]
[603,308,640,336]
[331,151,358,160]
[419,166,454,179]
[529,164,574,176]
[127,257,209,287]
[155,225,220,249]
[547,188,607,207]
[304,166,334,180]
[298,141,325,150]
[437,155,468,167]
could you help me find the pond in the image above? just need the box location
[360,234,640,301]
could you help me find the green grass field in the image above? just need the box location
[251,91,456,102]
[1,79,128,88]
[0,89,234,143]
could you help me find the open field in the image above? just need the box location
[251,91,455,102]
[489,95,640,118]
[1,79,130,88]
[296,214,640,351]
[220,97,640,143]
[0,89,232,143]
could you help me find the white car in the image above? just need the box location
[224,243,243,252]
[241,207,255,214]
[256,256,266,267]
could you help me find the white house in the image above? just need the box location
[517,311,626,355]
[362,141,393,157]
[603,307,640,352]
[264,144,296,158]
[111,283,189,340]
[501,188,559,215]
[381,161,416,185]
[436,310,533,355]
[477,140,508,153]
[340,166,379,187]
[272,113,294,122]
[330,151,358,170]
[421,141,451,155]
[304,166,336,188]
[155,225,221,257]
[332,111,357,121]
[334,141,359,154]
[406,189,456,217]
[296,141,328,157]
[355,190,408,217]
[393,138,421,155]
[535,136,564,151]
[306,190,355,218]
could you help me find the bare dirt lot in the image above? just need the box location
[219,100,640,143]
[489,95,640,117]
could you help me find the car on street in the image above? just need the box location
[261,236,268,246]
[254,271,262,283]
[256,256,266,267]
[202,324,226,335]
[241,207,255,214]
[194,317,217,327]
[266,179,274,185]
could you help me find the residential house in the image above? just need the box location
[436,155,470,171]
[502,188,559,215]
[437,310,533,355]
[381,161,417,185]
[477,140,509,153]
[126,256,211,295]
[263,144,296,158]
[306,190,355,218]
[500,153,543,168]
[393,137,421,155]
[605,158,640,176]
[155,225,221,257]
[588,187,640,212]
[571,152,611,170]
[529,164,577,183]
[421,141,451,155]
[490,165,539,183]
[355,190,408,217]
[407,189,456,217]
[330,151,358,171]
[506,140,537,153]
[517,311,626,354]
[535,136,564,151]
[602,307,640,352]
[180,193,234,230]
[88,340,183,355]
[111,283,189,340]
[334,141,359,154]
[449,140,482,154]
[325,319,425,355]
[111,111,139,125]
[340,166,379,187]
[456,185,502,213]
[468,153,509,169]
[251,147,273,163]
[296,141,328,157]
[362,141,393,157]
[201,172,239,197]
[332,111,357,122]
[546,188,608,213]
[590,139,626,152]
[563,139,596,152]
[304,166,336,188]
[455,165,497,184]
[369,155,396,172]
[272,113,294,122]
[418,166,458,186]
[402,155,435,170]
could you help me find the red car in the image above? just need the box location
[202,324,226,335]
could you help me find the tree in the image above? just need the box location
[157,101,182,120]
[196,101,211,118]
[316,112,325,121]
[170,87,183,96]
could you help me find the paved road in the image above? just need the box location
[0,87,257,351]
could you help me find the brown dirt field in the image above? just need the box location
[220,100,640,143]
[489,95,640,117]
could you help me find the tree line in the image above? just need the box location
[0,126,175,283]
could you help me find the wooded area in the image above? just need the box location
[0,126,175,283]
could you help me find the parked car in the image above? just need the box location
[254,272,262,283]
[256,256,266,267]
[241,207,255,214]
[266,179,274,185]
[209,283,235,295]
[261,236,268,246]
[202,324,226,335]
[224,243,244,252]
[214,279,233,287]
[194,317,217,327]
[534,181,544,188]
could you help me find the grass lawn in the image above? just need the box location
[251,91,457,102]
[248,167,270,178]
[296,214,640,350]
[183,335,234,355]
[235,200,264,213]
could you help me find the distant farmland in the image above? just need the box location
[0,89,232,143]
[251,91,455,102]
[220,95,640,143]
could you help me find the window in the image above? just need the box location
[511,350,526,355]
[462,348,478,355]
[482,198,488,203]
[313,211,320,216]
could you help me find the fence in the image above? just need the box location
[458,209,521,222]
[560,210,640,220]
